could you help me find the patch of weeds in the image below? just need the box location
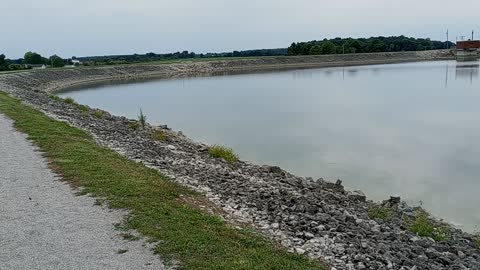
[49,94,63,102]
[64,97,75,104]
[114,223,130,232]
[129,121,140,130]
[75,103,89,113]
[474,230,480,249]
[117,249,129,254]
[368,206,393,221]
[209,145,238,163]
[120,233,141,241]
[151,130,167,141]
[93,109,104,119]
[406,210,450,242]
[94,198,105,206]
[138,108,147,128]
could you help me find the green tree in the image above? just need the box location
[0,54,7,71]
[321,41,336,55]
[24,51,44,65]
[309,45,322,55]
[49,55,65,68]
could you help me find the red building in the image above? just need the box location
[457,40,480,50]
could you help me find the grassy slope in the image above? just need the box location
[0,91,324,270]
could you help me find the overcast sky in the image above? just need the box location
[2,0,479,58]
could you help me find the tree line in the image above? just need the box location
[0,36,455,71]
[77,48,287,66]
[0,51,68,71]
[287,36,454,56]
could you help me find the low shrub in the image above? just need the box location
[209,145,238,163]
[407,210,450,241]
[368,206,393,221]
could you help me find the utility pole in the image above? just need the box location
[472,30,475,40]
[446,29,449,49]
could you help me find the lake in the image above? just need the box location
[60,60,480,232]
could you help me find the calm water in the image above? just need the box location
[60,61,480,232]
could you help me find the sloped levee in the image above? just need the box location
[0,50,454,93]
[3,50,479,270]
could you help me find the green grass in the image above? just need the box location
[0,91,324,270]
[152,130,167,141]
[209,145,239,163]
[406,210,450,242]
[368,206,393,221]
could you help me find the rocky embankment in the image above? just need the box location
[2,51,479,270]
[0,50,453,93]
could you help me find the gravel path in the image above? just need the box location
[0,114,166,270]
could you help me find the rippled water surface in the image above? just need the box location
[60,60,480,231]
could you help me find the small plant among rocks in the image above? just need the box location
[49,95,63,102]
[151,130,167,141]
[120,233,141,241]
[407,210,450,242]
[64,97,75,104]
[138,108,147,128]
[93,109,104,119]
[368,206,393,221]
[474,231,480,249]
[129,121,140,130]
[209,145,238,163]
[75,103,89,113]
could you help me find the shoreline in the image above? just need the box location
[2,50,479,269]
[1,50,455,95]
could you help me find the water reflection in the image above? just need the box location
[455,63,479,83]
[60,61,480,232]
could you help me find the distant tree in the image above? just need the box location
[0,54,7,71]
[0,54,5,66]
[368,39,386,52]
[49,55,65,67]
[309,45,322,55]
[24,51,44,65]
[321,41,336,55]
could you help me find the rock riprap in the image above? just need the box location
[2,52,478,270]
